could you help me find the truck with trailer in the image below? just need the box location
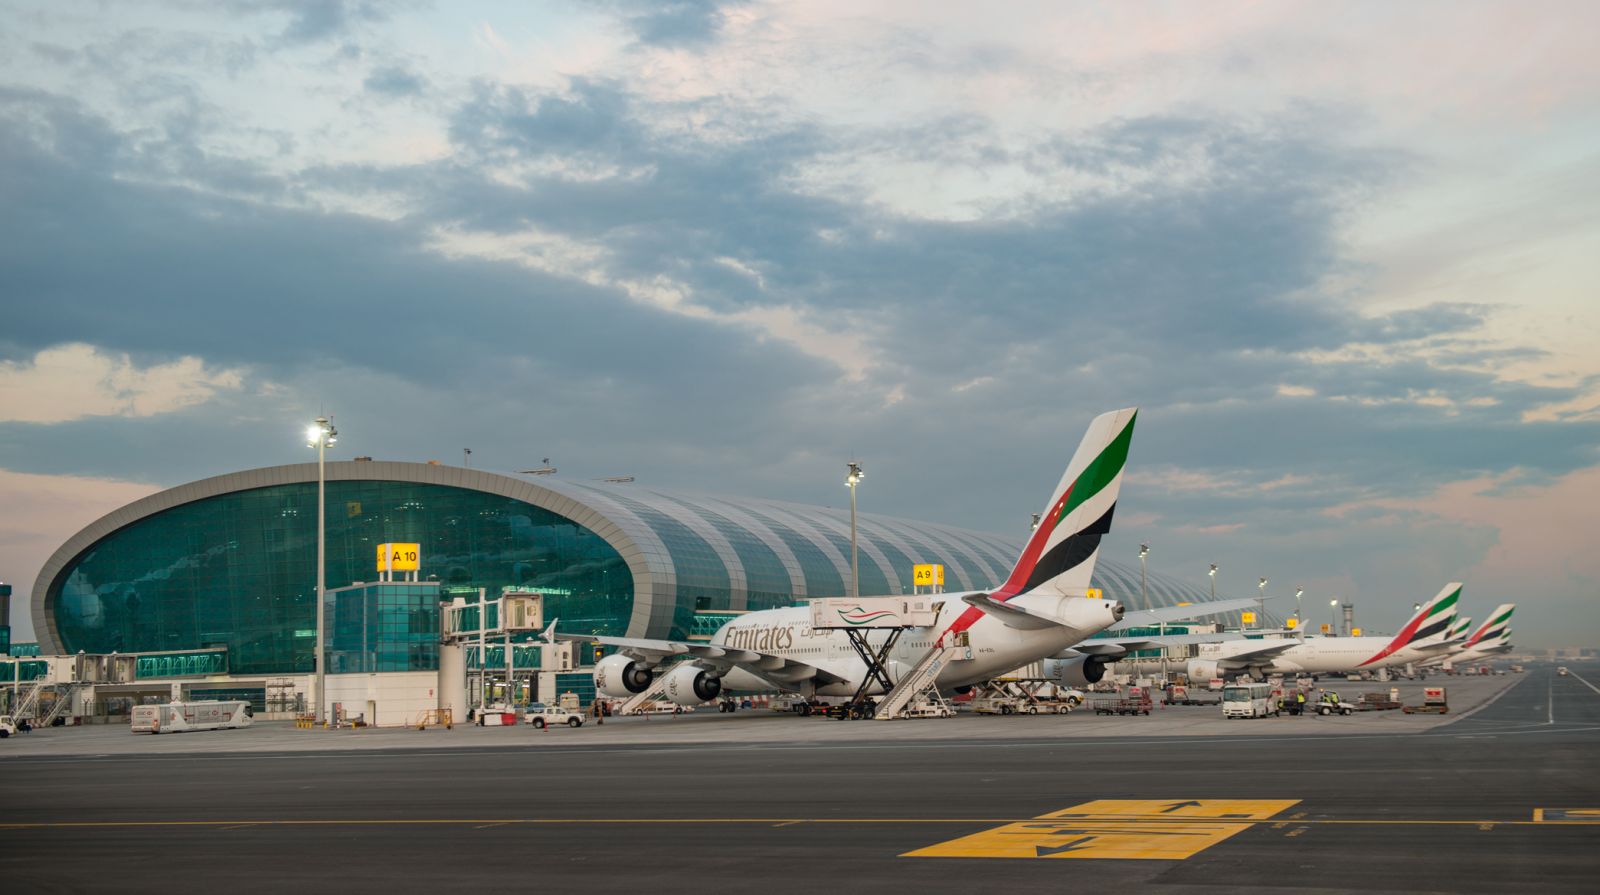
[131,700,253,734]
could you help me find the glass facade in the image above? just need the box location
[326,583,440,674]
[134,649,228,679]
[50,481,634,675]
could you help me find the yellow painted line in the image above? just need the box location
[0,814,1595,833]
[904,800,1301,860]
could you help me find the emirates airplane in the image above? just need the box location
[550,407,1256,706]
[1185,583,1463,681]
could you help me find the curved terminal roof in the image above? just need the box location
[32,460,1263,652]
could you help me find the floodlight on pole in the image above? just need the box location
[845,461,864,599]
[1330,598,1339,634]
[306,416,337,726]
[1208,563,1218,600]
[1256,577,1267,628]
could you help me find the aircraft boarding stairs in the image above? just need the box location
[12,680,46,719]
[874,637,967,720]
[615,678,670,715]
[37,682,84,726]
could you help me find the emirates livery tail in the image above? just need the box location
[1466,604,1515,648]
[994,407,1137,599]
[1445,616,1473,642]
[1359,582,1461,667]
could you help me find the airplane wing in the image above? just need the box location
[1065,631,1243,660]
[546,625,848,688]
[1204,640,1303,670]
[1110,597,1265,631]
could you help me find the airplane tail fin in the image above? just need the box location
[995,407,1137,598]
[1359,583,1460,666]
[1467,603,1515,647]
[1446,616,1473,642]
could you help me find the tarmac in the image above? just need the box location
[3,664,1597,894]
[0,674,1515,756]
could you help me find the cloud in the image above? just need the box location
[0,343,246,423]
[0,467,161,642]
[608,0,743,48]
[363,63,427,97]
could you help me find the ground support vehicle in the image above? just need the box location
[1163,684,1221,706]
[1402,686,1449,714]
[1357,691,1403,711]
[971,695,1030,715]
[525,705,585,728]
[1223,682,1279,718]
[1315,697,1357,716]
[131,701,253,734]
[0,715,17,738]
[1558,667,1569,676]
[1092,692,1153,715]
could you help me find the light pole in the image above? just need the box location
[1330,598,1339,635]
[1294,587,1304,634]
[1208,563,1218,600]
[1138,544,1151,612]
[1257,577,1267,629]
[306,416,338,725]
[846,461,864,599]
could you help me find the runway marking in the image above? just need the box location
[1567,671,1600,698]
[1535,809,1600,822]
[2,813,1598,833]
[902,800,1300,860]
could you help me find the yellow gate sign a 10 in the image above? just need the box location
[378,542,421,572]
[913,564,944,587]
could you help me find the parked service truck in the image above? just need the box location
[131,701,253,734]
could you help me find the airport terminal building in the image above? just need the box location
[13,459,1245,724]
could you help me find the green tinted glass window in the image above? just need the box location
[51,482,633,675]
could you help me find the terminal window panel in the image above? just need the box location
[52,482,634,675]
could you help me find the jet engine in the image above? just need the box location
[1044,654,1111,687]
[1186,659,1221,682]
[663,664,722,706]
[595,654,655,697]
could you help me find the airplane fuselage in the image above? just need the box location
[709,595,1113,697]
[1197,635,1444,677]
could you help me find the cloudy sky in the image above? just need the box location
[3,1,1597,647]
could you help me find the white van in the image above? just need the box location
[1222,682,1278,719]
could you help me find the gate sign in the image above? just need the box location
[1241,611,1256,625]
[1351,627,1362,637]
[1320,623,1332,634]
[1286,618,1299,629]
[377,542,421,572]
[913,564,945,587]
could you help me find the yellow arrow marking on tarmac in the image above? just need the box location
[1536,808,1600,822]
[903,799,1301,860]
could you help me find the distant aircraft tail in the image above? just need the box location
[1466,603,1515,647]
[1446,616,1473,642]
[995,407,1138,598]
[1359,583,1460,667]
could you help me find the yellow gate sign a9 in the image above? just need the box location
[913,564,945,587]
[378,542,421,572]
